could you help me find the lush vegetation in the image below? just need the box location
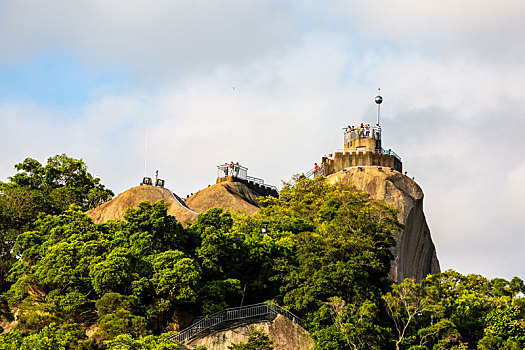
[0,155,523,349]
[228,328,274,349]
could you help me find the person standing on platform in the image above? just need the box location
[234,162,239,177]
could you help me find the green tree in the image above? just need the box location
[382,271,525,349]
[0,322,96,350]
[478,303,525,349]
[257,177,401,349]
[228,328,274,350]
[104,332,180,350]
[0,154,113,294]
[188,208,283,314]
[7,201,202,338]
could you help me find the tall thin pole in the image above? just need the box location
[377,100,380,126]
[144,130,148,176]
[375,88,383,126]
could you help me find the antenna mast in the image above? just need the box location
[375,88,383,126]
[144,130,148,176]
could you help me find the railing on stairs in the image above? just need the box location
[169,190,198,214]
[169,302,301,344]
[304,165,324,178]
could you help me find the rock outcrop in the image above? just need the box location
[86,179,265,226]
[86,185,198,225]
[326,167,440,283]
[185,314,314,350]
[185,180,262,215]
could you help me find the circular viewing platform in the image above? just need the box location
[321,123,402,176]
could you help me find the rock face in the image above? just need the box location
[86,185,198,225]
[185,314,314,350]
[185,180,262,215]
[326,167,440,283]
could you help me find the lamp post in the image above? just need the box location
[375,88,383,126]
[261,221,269,236]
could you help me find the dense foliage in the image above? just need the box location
[0,154,113,293]
[228,328,274,350]
[0,156,523,349]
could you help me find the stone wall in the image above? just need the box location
[322,151,402,176]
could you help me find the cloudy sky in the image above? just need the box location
[1,0,524,280]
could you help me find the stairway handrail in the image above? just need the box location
[169,190,198,214]
[169,302,301,344]
[304,165,324,178]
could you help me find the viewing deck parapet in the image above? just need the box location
[322,148,402,176]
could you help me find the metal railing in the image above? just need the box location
[216,164,278,192]
[246,175,264,185]
[217,164,248,180]
[344,126,382,143]
[169,191,198,214]
[246,176,278,192]
[169,302,301,344]
[304,166,324,178]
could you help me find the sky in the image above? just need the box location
[0,0,524,280]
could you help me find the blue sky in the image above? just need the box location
[1,0,525,280]
[0,53,131,107]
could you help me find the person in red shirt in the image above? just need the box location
[314,163,320,175]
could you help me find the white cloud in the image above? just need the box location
[331,0,525,64]
[0,0,297,80]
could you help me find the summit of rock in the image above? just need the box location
[185,180,262,215]
[86,179,265,226]
[86,185,198,225]
[326,167,440,283]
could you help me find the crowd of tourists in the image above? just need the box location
[344,123,381,139]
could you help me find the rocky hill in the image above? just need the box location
[86,185,198,225]
[185,180,262,215]
[326,167,440,283]
[86,179,265,225]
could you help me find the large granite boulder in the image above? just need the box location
[86,185,198,226]
[185,180,262,215]
[185,314,314,350]
[326,167,440,283]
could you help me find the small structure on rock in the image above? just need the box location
[216,162,278,197]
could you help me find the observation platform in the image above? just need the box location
[322,123,402,176]
[217,164,278,197]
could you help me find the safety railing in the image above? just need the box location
[169,191,198,214]
[304,166,324,178]
[246,175,264,185]
[169,302,301,344]
[217,164,278,192]
[217,164,248,180]
[343,126,382,143]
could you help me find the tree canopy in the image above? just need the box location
[0,160,523,350]
[0,154,113,293]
